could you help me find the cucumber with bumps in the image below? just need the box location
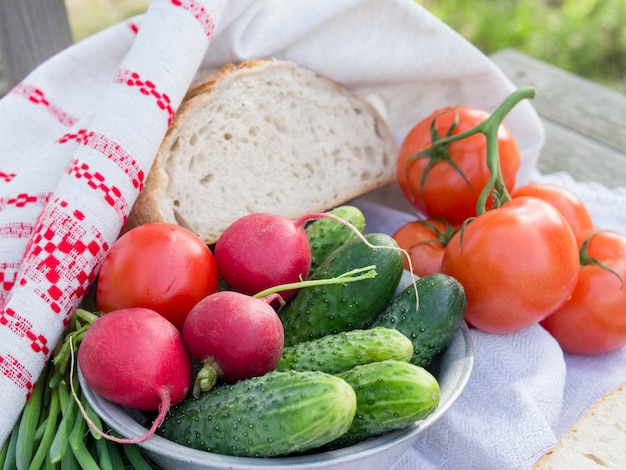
[158,370,356,457]
[280,232,404,346]
[305,205,366,273]
[275,327,413,374]
[370,273,467,368]
[330,359,440,448]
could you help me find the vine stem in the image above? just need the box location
[579,230,624,288]
[418,86,536,215]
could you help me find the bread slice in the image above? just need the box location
[126,59,398,244]
[533,381,626,469]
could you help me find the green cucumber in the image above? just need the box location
[280,232,404,346]
[306,205,366,273]
[370,273,467,368]
[275,327,413,374]
[330,359,440,447]
[158,370,356,458]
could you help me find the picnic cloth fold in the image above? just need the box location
[1,0,624,468]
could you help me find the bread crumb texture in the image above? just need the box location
[128,60,397,244]
[532,382,626,469]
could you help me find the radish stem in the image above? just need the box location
[193,358,222,397]
[253,265,377,299]
[293,212,420,310]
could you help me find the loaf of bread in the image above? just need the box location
[126,59,398,244]
[533,381,626,469]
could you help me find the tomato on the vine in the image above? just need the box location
[441,196,579,334]
[541,229,626,355]
[397,105,521,225]
[512,183,594,235]
[97,223,219,330]
[392,218,455,277]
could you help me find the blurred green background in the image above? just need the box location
[66,0,625,94]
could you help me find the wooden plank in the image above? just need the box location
[538,120,626,188]
[491,48,626,188]
[0,0,73,94]
[490,48,626,155]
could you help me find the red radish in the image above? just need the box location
[78,307,193,442]
[214,211,369,301]
[214,212,312,301]
[182,290,284,394]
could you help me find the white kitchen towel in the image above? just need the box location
[2,1,621,469]
[0,0,228,445]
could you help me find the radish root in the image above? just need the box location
[69,336,171,444]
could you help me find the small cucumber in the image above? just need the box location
[280,232,404,346]
[275,327,413,374]
[330,359,440,447]
[306,205,366,273]
[370,273,467,368]
[158,370,356,457]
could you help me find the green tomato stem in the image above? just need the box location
[422,86,536,215]
[579,230,624,289]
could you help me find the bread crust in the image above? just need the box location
[126,59,398,244]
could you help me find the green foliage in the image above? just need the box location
[67,0,150,41]
[417,0,626,93]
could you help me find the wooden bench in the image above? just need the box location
[0,0,72,95]
[490,48,626,189]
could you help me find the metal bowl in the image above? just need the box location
[80,274,474,470]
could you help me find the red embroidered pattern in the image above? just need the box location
[0,262,20,300]
[0,172,16,183]
[170,0,216,39]
[0,192,50,211]
[114,69,175,125]
[18,198,107,319]
[57,129,144,191]
[68,160,128,220]
[9,84,78,127]
[0,308,49,356]
[0,222,33,239]
[126,20,140,34]
[0,353,34,397]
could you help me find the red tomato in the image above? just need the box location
[397,106,521,225]
[541,229,626,355]
[97,223,219,330]
[512,183,594,235]
[392,219,455,277]
[441,197,579,333]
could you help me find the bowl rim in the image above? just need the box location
[79,320,474,468]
